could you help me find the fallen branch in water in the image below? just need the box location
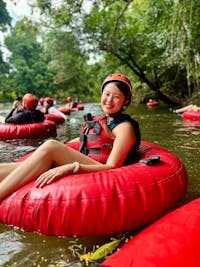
[180,145,200,150]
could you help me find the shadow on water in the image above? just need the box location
[0,102,199,266]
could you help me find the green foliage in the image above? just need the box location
[0,0,11,31]
[34,0,52,12]
[0,0,11,97]
[80,0,200,104]
[3,18,56,98]
[1,0,200,105]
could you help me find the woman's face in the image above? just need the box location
[43,100,50,107]
[101,82,126,115]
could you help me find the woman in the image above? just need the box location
[41,97,68,121]
[0,73,140,202]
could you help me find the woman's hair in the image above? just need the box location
[113,81,132,105]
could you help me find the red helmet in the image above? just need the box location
[67,97,72,102]
[39,97,44,105]
[44,97,54,106]
[22,93,38,109]
[101,73,132,105]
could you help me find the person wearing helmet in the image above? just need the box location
[9,96,24,116]
[65,96,74,110]
[0,73,140,202]
[4,93,44,124]
[40,97,68,121]
[0,97,23,123]
[40,97,54,114]
[38,97,44,108]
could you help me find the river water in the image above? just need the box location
[0,102,199,266]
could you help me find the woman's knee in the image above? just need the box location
[39,139,60,153]
[40,139,65,153]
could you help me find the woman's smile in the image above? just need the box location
[101,83,126,115]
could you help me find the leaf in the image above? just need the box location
[90,238,122,261]
[79,238,123,263]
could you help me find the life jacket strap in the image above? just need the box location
[80,119,102,153]
[80,133,98,141]
[82,147,100,155]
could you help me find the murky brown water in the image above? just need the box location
[0,102,199,266]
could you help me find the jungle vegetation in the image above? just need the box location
[0,0,199,107]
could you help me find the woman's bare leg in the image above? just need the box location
[0,162,21,182]
[0,139,100,202]
[175,105,196,113]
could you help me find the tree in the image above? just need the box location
[38,0,200,105]
[81,0,200,105]
[44,29,92,100]
[4,17,56,97]
[32,0,100,100]
[0,0,11,31]
[0,0,11,100]
[19,0,200,105]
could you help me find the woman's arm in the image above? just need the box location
[105,122,136,168]
[69,122,135,171]
[49,107,67,120]
[4,109,15,122]
[5,111,26,124]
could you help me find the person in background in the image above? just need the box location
[37,97,44,108]
[76,98,82,104]
[0,97,23,123]
[40,97,68,121]
[12,97,23,115]
[1,93,44,124]
[72,100,78,108]
[0,73,141,202]
[173,104,200,113]
[65,96,74,110]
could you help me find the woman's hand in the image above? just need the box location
[35,164,73,188]
[12,100,20,109]
[0,115,5,123]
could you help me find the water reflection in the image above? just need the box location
[0,229,24,265]
[0,102,200,266]
[0,141,38,162]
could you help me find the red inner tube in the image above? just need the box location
[57,107,71,115]
[0,120,57,139]
[183,110,200,120]
[0,141,188,237]
[146,101,159,106]
[44,114,65,124]
[102,197,200,267]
